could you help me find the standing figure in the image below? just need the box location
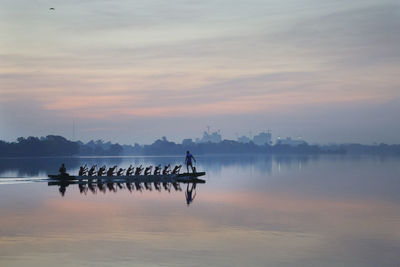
[185,151,196,173]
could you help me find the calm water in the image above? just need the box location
[0,155,399,267]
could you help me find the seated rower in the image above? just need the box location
[144,166,153,175]
[162,164,171,175]
[172,165,182,174]
[97,165,106,176]
[126,165,134,176]
[106,165,117,176]
[88,165,97,176]
[117,168,125,176]
[154,164,161,175]
[135,165,144,175]
[79,164,88,176]
[59,163,69,177]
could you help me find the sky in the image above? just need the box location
[1,0,400,144]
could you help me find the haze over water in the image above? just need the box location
[0,155,399,266]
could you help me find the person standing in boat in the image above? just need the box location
[185,150,196,173]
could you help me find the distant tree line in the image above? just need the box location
[0,135,399,157]
[323,143,400,155]
[0,136,122,157]
[0,135,79,157]
[130,137,329,155]
[77,140,123,156]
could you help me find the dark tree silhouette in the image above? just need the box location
[1,135,399,157]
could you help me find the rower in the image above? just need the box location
[88,165,97,176]
[135,165,143,175]
[144,166,153,175]
[154,164,161,175]
[126,165,134,176]
[106,165,117,176]
[162,164,171,175]
[97,165,106,176]
[59,163,69,177]
[117,168,125,176]
[79,164,88,176]
[172,165,182,174]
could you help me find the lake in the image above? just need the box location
[0,154,399,266]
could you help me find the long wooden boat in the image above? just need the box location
[48,172,206,184]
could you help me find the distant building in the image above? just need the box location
[237,135,251,143]
[276,137,306,146]
[196,131,222,143]
[253,132,272,146]
[182,138,195,146]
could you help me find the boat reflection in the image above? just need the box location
[49,180,201,204]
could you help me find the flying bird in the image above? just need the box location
[49,8,55,10]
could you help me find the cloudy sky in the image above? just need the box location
[1,0,399,144]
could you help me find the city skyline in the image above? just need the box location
[1,0,400,144]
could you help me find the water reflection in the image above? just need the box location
[185,183,197,206]
[1,155,400,266]
[49,179,201,205]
